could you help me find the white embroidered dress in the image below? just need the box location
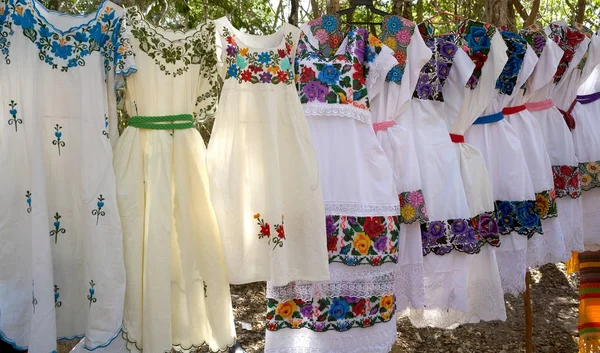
[0,0,133,351]
[207,17,329,286]
[109,9,236,353]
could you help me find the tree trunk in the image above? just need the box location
[326,0,339,14]
[416,0,423,23]
[486,0,513,27]
[310,0,321,19]
[47,0,60,11]
[575,0,586,24]
[288,0,299,25]
[392,0,403,16]
[402,1,412,21]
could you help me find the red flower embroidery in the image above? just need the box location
[563,49,575,62]
[352,61,365,85]
[336,54,347,61]
[266,312,274,320]
[277,70,288,83]
[249,65,263,73]
[226,36,235,45]
[568,175,580,189]
[362,318,371,327]
[241,70,253,82]
[267,322,277,331]
[566,28,585,46]
[261,223,271,237]
[285,43,292,54]
[327,236,338,252]
[278,48,286,58]
[560,166,573,175]
[371,257,381,266]
[363,217,385,239]
[329,33,343,49]
[352,299,367,316]
[554,173,566,190]
[276,224,285,239]
[300,67,315,83]
[472,51,487,70]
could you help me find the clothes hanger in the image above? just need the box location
[337,0,390,26]
[425,0,465,26]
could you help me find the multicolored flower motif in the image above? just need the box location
[575,24,594,70]
[552,165,582,199]
[412,34,457,101]
[266,294,395,332]
[496,30,527,95]
[297,22,370,110]
[549,23,586,84]
[326,215,399,266]
[3,0,133,73]
[421,212,500,256]
[535,189,558,219]
[378,15,415,84]
[457,20,495,89]
[223,26,294,85]
[579,161,600,192]
[494,200,542,238]
[398,190,428,224]
[254,213,286,250]
[306,14,347,58]
[520,25,547,57]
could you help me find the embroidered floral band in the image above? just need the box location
[421,213,500,256]
[535,189,558,219]
[399,190,428,224]
[552,165,582,199]
[579,161,600,192]
[525,99,554,111]
[496,30,527,96]
[266,295,396,332]
[327,215,400,266]
[494,200,542,238]
[457,20,496,89]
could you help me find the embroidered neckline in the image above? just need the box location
[29,0,108,35]
[305,14,351,59]
[456,19,496,89]
[378,15,415,84]
[495,30,527,95]
[127,6,216,77]
[520,26,547,57]
[549,22,586,83]
[576,23,594,70]
[413,36,458,101]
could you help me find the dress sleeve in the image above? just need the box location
[195,21,221,143]
[442,48,475,112]
[528,39,564,92]
[365,34,399,100]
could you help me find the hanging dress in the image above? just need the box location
[525,21,590,254]
[370,15,432,313]
[465,29,540,295]
[206,17,329,286]
[504,25,568,268]
[567,27,600,250]
[0,0,134,351]
[265,15,401,353]
[411,20,509,328]
[106,7,236,353]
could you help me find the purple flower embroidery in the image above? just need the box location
[477,213,498,238]
[427,221,446,239]
[416,82,433,98]
[326,215,336,236]
[260,72,273,83]
[533,35,545,53]
[450,219,468,235]
[437,62,450,79]
[374,236,387,252]
[300,304,313,318]
[440,41,457,58]
[314,322,326,332]
[348,216,357,225]
[226,45,236,57]
[302,81,328,102]
[455,228,478,253]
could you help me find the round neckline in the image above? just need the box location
[223,17,288,51]
[300,26,354,62]
[128,6,206,42]
[29,0,109,36]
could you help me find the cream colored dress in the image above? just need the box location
[111,7,235,353]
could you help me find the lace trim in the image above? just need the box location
[365,47,397,93]
[496,248,527,295]
[394,263,425,311]
[121,327,236,353]
[324,201,399,216]
[303,104,372,124]
[580,161,600,192]
[264,322,396,353]
[267,272,395,301]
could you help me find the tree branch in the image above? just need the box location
[575,0,586,24]
[310,0,321,19]
[524,0,540,26]
[511,0,529,22]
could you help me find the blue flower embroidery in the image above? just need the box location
[257,52,271,65]
[227,64,239,78]
[51,41,73,60]
[89,22,110,47]
[102,115,109,139]
[25,190,31,213]
[39,26,52,38]
[11,8,35,29]
[74,31,88,43]
[8,100,21,132]
[318,64,341,85]
[386,66,403,83]
[465,26,491,52]
[52,124,65,156]
[365,45,376,63]
[384,16,402,33]
[54,285,62,307]
[87,280,97,308]
[49,212,66,244]
[329,298,350,320]
[101,10,115,23]
[92,194,106,225]
[67,58,78,68]
[321,15,338,33]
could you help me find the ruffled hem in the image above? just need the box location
[121,328,236,353]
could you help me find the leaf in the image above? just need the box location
[339,76,352,88]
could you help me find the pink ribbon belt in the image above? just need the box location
[373,121,396,132]
[525,99,554,111]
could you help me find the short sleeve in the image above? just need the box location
[442,48,475,110]
[112,14,137,95]
[528,39,563,92]
[365,34,398,100]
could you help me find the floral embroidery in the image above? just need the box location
[327,215,399,266]
[0,0,12,64]
[8,100,21,131]
[398,190,428,224]
[49,212,65,244]
[297,23,370,110]
[456,20,496,89]
[494,200,541,238]
[520,26,547,57]
[31,281,37,313]
[52,124,65,156]
[266,295,395,332]
[535,189,558,219]
[223,26,294,85]
[549,23,586,84]
[496,31,527,95]
[378,15,415,84]
[102,115,109,139]
[87,280,97,308]
[91,194,105,225]
[413,36,457,101]
[552,165,581,199]
[25,190,31,213]
[4,0,133,73]
[579,161,600,192]
[306,14,347,58]
[254,213,286,250]
[421,213,500,256]
[54,285,62,307]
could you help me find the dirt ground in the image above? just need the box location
[44,263,579,353]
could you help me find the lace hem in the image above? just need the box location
[496,249,527,295]
[264,321,396,353]
[580,161,600,192]
[303,103,372,124]
[394,263,425,311]
[324,201,400,216]
[267,272,395,301]
[121,327,236,353]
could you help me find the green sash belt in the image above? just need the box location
[128,114,194,130]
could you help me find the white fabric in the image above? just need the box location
[0,1,131,351]
[207,18,329,286]
[108,13,236,353]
